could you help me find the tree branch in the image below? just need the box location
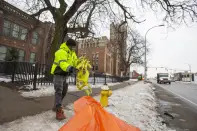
[82,1,96,37]
[64,0,88,23]
[43,0,56,16]
[114,0,145,23]
[31,7,50,17]
[67,27,90,33]
[58,0,67,14]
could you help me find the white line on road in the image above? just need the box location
[159,85,197,107]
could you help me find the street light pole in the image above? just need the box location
[144,24,164,83]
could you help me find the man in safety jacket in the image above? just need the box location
[51,39,78,120]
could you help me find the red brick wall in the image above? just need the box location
[0,8,47,64]
[78,43,118,76]
[78,46,106,74]
[132,70,140,79]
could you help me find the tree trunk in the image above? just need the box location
[124,65,129,77]
[46,18,67,66]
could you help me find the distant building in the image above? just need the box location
[182,72,193,82]
[0,0,52,64]
[78,36,116,75]
[77,22,128,77]
[174,72,195,82]
[110,22,128,76]
[131,70,141,79]
[194,73,197,83]
[174,73,183,81]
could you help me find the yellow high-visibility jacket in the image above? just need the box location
[51,42,78,75]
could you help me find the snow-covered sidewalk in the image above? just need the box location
[19,82,120,98]
[105,82,170,131]
[0,81,171,131]
[0,76,11,82]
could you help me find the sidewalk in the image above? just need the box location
[0,80,136,124]
[0,81,171,131]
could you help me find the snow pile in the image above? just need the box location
[20,85,79,98]
[20,85,55,98]
[20,82,120,98]
[0,104,74,131]
[107,82,121,86]
[105,82,170,131]
[0,77,11,82]
[128,79,138,82]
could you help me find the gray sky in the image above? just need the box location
[100,10,197,77]
[130,13,197,78]
[6,0,197,77]
[97,0,197,77]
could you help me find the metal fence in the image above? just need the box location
[0,61,130,89]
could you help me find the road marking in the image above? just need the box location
[158,84,197,107]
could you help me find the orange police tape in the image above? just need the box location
[59,96,140,131]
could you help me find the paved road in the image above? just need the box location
[152,80,197,131]
[152,80,197,107]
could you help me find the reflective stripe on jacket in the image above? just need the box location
[51,42,78,75]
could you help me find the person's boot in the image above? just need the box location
[56,107,66,120]
[52,105,64,112]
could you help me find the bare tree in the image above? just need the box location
[110,22,146,76]
[5,0,197,63]
[126,29,146,71]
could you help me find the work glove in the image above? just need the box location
[67,66,77,74]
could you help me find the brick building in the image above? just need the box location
[78,36,115,75]
[0,1,51,64]
[0,1,129,77]
[110,22,128,76]
[77,22,128,77]
[131,70,141,79]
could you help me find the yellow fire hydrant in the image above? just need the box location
[100,85,112,107]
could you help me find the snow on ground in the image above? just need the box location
[20,82,120,98]
[20,85,55,98]
[20,84,80,98]
[104,82,171,131]
[0,81,173,131]
[0,76,11,82]
[0,104,74,131]
[128,79,138,82]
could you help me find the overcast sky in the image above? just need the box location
[6,0,197,78]
[100,10,197,78]
[94,0,197,78]
[131,13,197,78]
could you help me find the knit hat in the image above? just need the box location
[67,39,77,46]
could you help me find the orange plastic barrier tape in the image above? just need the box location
[59,96,140,131]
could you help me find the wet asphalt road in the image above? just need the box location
[152,81,197,108]
[152,80,197,131]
